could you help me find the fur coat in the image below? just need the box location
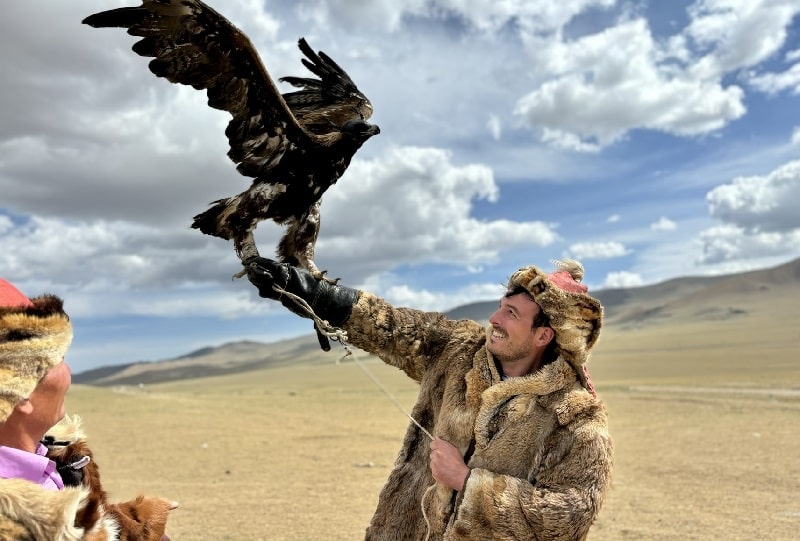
[345,293,613,541]
[0,415,172,541]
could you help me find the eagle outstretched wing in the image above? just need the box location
[280,38,374,132]
[83,0,380,276]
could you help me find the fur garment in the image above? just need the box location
[345,293,613,541]
[0,478,89,541]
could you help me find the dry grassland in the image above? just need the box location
[66,291,799,540]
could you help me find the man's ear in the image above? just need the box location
[15,399,34,415]
[535,326,555,346]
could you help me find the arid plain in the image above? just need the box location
[65,260,800,540]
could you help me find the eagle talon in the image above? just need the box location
[312,269,340,285]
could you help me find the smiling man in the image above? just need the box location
[246,257,612,541]
[487,287,557,377]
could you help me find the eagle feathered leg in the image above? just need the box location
[279,204,340,284]
[232,231,260,279]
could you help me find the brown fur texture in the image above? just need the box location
[0,478,87,541]
[345,293,613,541]
[0,294,73,423]
[45,416,109,535]
[108,496,173,541]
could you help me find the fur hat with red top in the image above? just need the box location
[506,260,603,395]
[0,278,72,423]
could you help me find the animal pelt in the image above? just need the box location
[107,496,173,541]
[0,478,88,541]
[44,415,108,535]
[43,415,172,541]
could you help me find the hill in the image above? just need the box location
[74,256,800,386]
[73,335,325,386]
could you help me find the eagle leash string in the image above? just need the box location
[272,283,434,442]
[343,349,435,442]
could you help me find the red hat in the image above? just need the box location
[0,279,72,423]
[0,279,34,308]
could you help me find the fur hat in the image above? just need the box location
[506,260,602,392]
[0,279,72,423]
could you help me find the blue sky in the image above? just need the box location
[2,0,800,373]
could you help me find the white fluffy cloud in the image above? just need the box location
[603,271,644,288]
[320,146,559,272]
[0,215,235,289]
[748,62,800,94]
[686,0,798,76]
[566,241,630,260]
[0,144,559,317]
[651,217,677,231]
[706,159,800,232]
[383,281,503,312]
[698,159,800,263]
[299,0,616,34]
[513,0,800,151]
[697,224,800,264]
[515,18,748,150]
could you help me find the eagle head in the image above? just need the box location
[341,118,381,141]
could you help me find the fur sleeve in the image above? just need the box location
[345,292,483,381]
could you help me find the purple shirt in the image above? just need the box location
[0,443,64,490]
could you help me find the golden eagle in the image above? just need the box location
[83,0,380,282]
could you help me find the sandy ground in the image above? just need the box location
[64,347,800,541]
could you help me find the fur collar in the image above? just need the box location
[0,478,88,541]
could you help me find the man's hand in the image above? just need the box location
[244,257,291,302]
[244,257,359,328]
[429,437,470,492]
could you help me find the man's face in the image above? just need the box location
[27,360,71,430]
[487,293,543,363]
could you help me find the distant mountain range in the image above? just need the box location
[74,256,800,386]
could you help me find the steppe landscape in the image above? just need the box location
[66,259,800,540]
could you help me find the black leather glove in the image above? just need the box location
[245,257,358,329]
